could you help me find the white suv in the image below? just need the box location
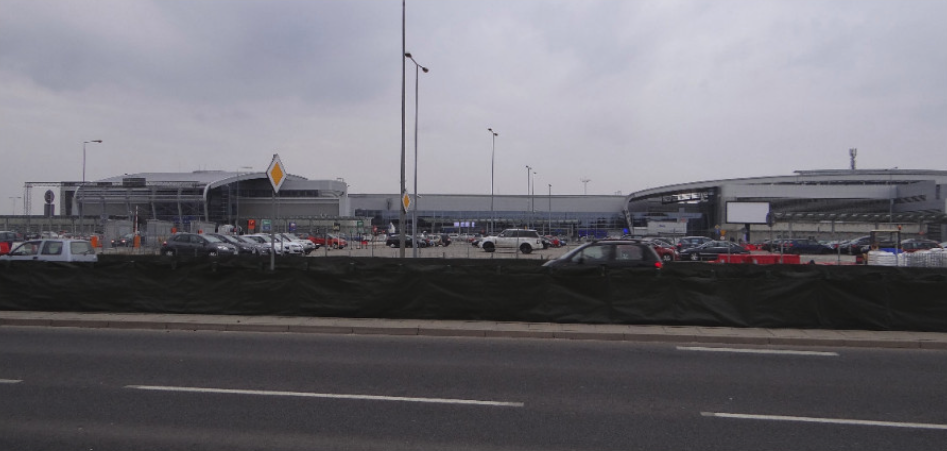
[479,229,544,254]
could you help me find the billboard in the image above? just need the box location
[726,202,770,224]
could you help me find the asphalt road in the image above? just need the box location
[2,327,944,450]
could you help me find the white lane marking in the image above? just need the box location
[126,385,524,408]
[0,379,23,384]
[702,412,947,430]
[678,346,838,356]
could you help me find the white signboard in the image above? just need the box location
[726,202,770,224]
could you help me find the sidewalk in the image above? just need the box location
[2,311,946,350]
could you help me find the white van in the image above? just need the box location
[1,239,98,262]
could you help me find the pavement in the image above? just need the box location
[2,310,946,350]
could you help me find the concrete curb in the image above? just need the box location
[2,312,947,350]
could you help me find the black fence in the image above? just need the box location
[2,256,947,332]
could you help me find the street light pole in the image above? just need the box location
[525,165,532,228]
[398,0,407,257]
[488,128,498,234]
[405,52,429,258]
[548,184,552,235]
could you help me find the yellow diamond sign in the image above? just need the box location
[402,192,411,212]
[267,154,286,193]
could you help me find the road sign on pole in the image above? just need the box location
[267,154,287,194]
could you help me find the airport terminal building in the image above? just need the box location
[624,169,947,242]
[8,168,947,243]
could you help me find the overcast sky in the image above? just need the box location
[2,0,945,215]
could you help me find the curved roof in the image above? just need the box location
[97,170,307,188]
[627,169,947,201]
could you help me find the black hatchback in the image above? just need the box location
[543,241,662,268]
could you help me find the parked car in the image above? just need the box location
[309,233,347,249]
[426,233,452,247]
[543,240,662,268]
[650,242,679,263]
[111,232,147,247]
[1,239,98,262]
[679,240,750,261]
[0,230,24,255]
[676,236,714,252]
[385,234,428,248]
[245,233,304,255]
[207,233,264,255]
[234,235,273,255]
[479,229,545,254]
[900,239,943,252]
[780,239,834,254]
[160,233,237,257]
[279,233,317,253]
[841,236,872,254]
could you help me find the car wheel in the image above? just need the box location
[689,253,699,261]
[520,244,532,254]
[662,253,673,263]
[163,249,175,257]
[483,242,495,252]
[389,243,397,248]
[208,250,218,257]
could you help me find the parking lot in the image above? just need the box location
[101,239,858,264]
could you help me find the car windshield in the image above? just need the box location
[203,235,223,243]
[215,235,239,244]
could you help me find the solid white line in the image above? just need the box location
[0,379,23,384]
[126,385,524,408]
[677,346,838,356]
[702,412,947,430]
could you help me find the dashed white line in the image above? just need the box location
[125,385,524,408]
[702,412,947,430]
[0,379,23,384]
[677,346,838,356]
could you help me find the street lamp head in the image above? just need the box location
[421,66,429,73]
[404,52,412,58]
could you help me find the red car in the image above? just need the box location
[651,243,678,263]
[308,233,347,249]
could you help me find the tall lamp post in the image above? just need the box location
[487,128,498,234]
[525,165,532,228]
[398,0,407,257]
[547,184,552,235]
[405,52,428,258]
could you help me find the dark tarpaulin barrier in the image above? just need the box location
[2,256,947,332]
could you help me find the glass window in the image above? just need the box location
[614,245,644,261]
[12,241,41,256]
[42,241,64,255]
[71,241,94,255]
[574,245,609,262]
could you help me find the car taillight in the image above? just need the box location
[654,261,663,269]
